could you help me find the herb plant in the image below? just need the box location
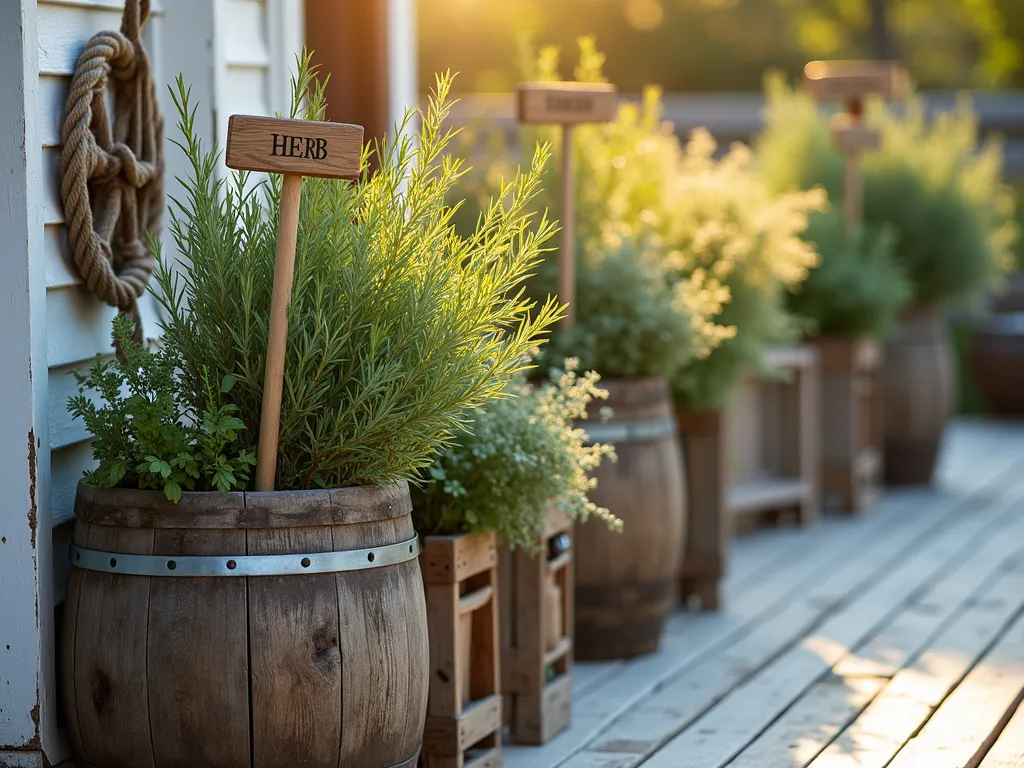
[154,56,562,490]
[68,315,256,502]
[452,39,823,411]
[757,72,1018,307]
[412,358,620,552]
[788,209,911,337]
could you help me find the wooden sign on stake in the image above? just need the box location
[516,82,617,331]
[803,60,907,233]
[226,115,364,491]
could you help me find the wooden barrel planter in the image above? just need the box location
[62,481,429,768]
[882,306,955,485]
[969,313,1024,416]
[574,378,686,661]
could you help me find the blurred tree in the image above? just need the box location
[417,0,1024,92]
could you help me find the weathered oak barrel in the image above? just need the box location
[62,481,429,768]
[574,378,686,660]
[882,307,955,485]
[969,313,1024,415]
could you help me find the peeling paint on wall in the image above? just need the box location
[26,431,36,550]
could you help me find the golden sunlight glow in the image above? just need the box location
[625,0,664,31]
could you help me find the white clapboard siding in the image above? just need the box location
[51,440,94,528]
[39,0,166,555]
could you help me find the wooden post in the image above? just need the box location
[421,533,503,768]
[516,82,617,332]
[225,114,363,491]
[499,506,574,744]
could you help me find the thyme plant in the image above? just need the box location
[155,58,562,489]
[412,358,620,552]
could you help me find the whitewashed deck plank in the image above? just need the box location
[887,610,1024,768]
[641,471,1024,768]
[979,699,1024,768]
[505,440,1020,768]
[502,424,1024,768]
[726,676,884,768]
[809,565,1024,768]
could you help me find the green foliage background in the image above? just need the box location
[418,0,1024,94]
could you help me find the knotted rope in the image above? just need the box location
[59,0,164,347]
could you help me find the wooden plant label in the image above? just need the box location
[515,82,618,332]
[831,115,882,153]
[803,60,908,103]
[517,82,618,125]
[226,115,363,180]
[226,115,364,491]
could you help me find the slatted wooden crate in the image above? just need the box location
[725,345,821,527]
[421,533,503,768]
[816,336,883,513]
[675,409,729,610]
[499,506,574,745]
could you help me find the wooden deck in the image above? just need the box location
[506,418,1024,768]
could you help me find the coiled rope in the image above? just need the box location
[59,0,164,347]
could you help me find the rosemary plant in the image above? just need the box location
[412,358,620,552]
[154,57,562,489]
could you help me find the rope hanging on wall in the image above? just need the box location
[59,0,164,347]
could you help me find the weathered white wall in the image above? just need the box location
[215,0,303,177]
[0,1,50,763]
[2,0,302,763]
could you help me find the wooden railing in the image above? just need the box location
[442,90,1024,179]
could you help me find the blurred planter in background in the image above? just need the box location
[757,74,1018,485]
[969,312,1024,416]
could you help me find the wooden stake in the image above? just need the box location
[804,60,906,234]
[560,124,576,330]
[517,82,617,334]
[225,114,363,491]
[255,173,303,490]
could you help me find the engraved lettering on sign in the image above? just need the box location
[545,94,595,114]
[269,133,330,160]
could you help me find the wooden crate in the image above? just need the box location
[725,345,821,527]
[817,336,883,513]
[422,533,503,768]
[675,409,729,610]
[499,507,574,745]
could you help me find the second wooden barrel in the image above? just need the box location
[969,313,1024,415]
[574,378,686,660]
[62,481,428,768]
[882,306,955,485]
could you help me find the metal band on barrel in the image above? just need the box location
[581,416,677,445]
[69,535,421,577]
